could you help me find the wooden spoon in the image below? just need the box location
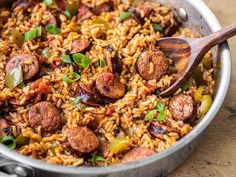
[157,23,236,97]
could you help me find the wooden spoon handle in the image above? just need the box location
[202,22,236,49]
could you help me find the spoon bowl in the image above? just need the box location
[157,23,236,97]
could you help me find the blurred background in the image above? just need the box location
[170,0,236,176]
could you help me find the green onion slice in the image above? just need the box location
[5,65,23,90]
[156,101,165,111]
[152,23,164,34]
[43,0,53,6]
[0,135,16,149]
[181,82,191,91]
[73,97,82,104]
[62,72,80,84]
[24,26,42,41]
[42,47,51,59]
[145,101,166,121]
[45,24,61,35]
[90,154,109,166]
[99,58,107,68]
[156,110,166,121]
[145,110,158,121]
[61,55,71,63]
[65,10,71,19]
[72,53,90,69]
[119,12,131,21]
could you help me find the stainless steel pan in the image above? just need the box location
[0,0,231,177]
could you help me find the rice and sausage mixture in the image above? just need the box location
[0,0,215,166]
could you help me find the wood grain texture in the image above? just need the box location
[158,23,236,97]
[169,0,236,177]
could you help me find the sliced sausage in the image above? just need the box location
[12,0,35,11]
[67,127,99,154]
[121,148,155,163]
[28,101,61,134]
[46,12,61,27]
[136,50,168,81]
[76,82,105,106]
[77,6,93,22]
[169,94,194,121]
[137,3,153,17]
[149,122,179,140]
[96,72,125,99]
[55,0,66,10]
[70,38,91,54]
[47,12,57,25]
[6,53,39,80]
[128,7,145,25]
[92,3,113,16]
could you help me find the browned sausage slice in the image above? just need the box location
[28,101,61,134]
[92,3,113,16]
[96,73,125,99]
[70,38,91,54]
[76,82,103,106]
[6,53,39,80]
[46,12,61,27]
[137,3,153,17]
[121,148,155,163]
[136,50,168,81]
[77,6,93,22]
[47,12,57,25]
[12,0,35,11]
[55,0,66,10]
[169,94,194,121]
[67,127,99,154]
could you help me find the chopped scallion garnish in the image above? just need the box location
[61,55,71,63]
[90,154,109,166]
[181,83,191,91]
[62,72,80,84]
[99,58,106,68]
[144,109,158,121]
[45,24,61,35]
[145,101,166,121]
[156,101,165,112]
[156,110,166,121]
[119,12,131,21]
[0,135,16,149]
[73,97,82,104]
[43,0,53,6]
[152,23,164,34]
[65,10,71,19]
[72,53,90,69]
[24,26,42,41]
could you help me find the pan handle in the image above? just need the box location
[0,154,35,177]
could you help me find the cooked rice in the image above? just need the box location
[0,0,216,166]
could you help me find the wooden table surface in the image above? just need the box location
[169,0,236,176]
